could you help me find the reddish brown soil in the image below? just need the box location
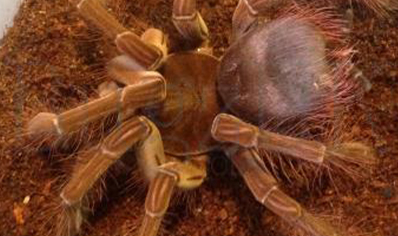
[0,1,397,236]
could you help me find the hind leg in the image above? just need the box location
[342,8,372,92]
[226,147,350,236]
[212,114,375,174]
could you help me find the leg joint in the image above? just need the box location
[264,188,303,220]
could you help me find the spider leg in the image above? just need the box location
[232,0,289,40]
[107,61,173,121]
[138,155,207,236]
[226,147,349,236]
[106,28,169,120]
[172,0,209,44]
[77,0,127,38]
[102,28,169,80]
[140,28,168,62]
[57,116,206,236]
[132,120,207,236]
[98,80,119,97]
[138,165,177,236]
[212,114,375,168]
[341,9,373,93]
[343,0,398,16]
[54,116,150,235]
[61,116,151,205]
[351,65,372,92]
[77,0,166,69]
[107,61,167,87]
[28,73,166,136]
[115,29,167,70]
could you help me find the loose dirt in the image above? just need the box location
[0,1,397,236]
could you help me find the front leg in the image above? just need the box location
[172,0,209,44]
[136,156,208,236]
[138,169,177,236]
[126,120,207,236]
[28,72,166,136]
[232,0,289,40]
[77,0,166,69]
[53,116,151,236]
[227,147,348,236]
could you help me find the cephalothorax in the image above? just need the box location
[27,0,378,236]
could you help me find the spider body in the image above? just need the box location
[26,1,376,236]
[219,16,329,124]
[143,52,220,156]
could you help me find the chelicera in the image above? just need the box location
[27,0,379,235]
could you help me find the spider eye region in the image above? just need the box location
[218,16,331,125]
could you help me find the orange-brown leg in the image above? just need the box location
[232,0,289,40]
[212,113,375,167]
[28,73,166,136]
[104,27,168,73]
[76,0,166,69]
[61,117,151,205]
[227,147,349,236]
[138,168,177,236]
[55,116,151,236]
[107,119,207,236]
[345,0,398,16]
[172,0,209,44]
[56,116,207,236]
[137,153,208,236]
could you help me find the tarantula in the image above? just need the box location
[27,0,379,235]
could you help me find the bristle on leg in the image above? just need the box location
[212,114,376,179]
[28,112,62,136]
[323,142,376,177]
[55,201,84,236]
[349,0,397,16]
[321,0,398,16]
[38,194,85,236]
